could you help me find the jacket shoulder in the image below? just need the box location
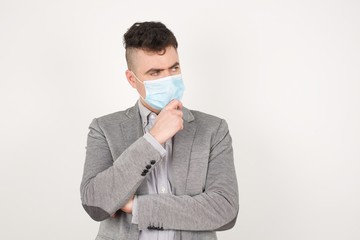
[189,108,223,122]
[188,108,227,131]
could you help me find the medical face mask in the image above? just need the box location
[133,73,185,110]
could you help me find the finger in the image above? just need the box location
[165,99,182,110]
[176,100,183,110]
[172,109,183,117]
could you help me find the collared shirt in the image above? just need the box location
[132,99,175,240]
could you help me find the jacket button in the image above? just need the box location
[141,172,146,176]
[143,169,148,174]
[146,164,152,169]
[150,160,156,165]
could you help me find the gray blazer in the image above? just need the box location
[80,101,239,240]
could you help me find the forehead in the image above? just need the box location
[132,46,179,73]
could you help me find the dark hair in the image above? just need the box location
[123,22,178,69]
[124,21,178,51]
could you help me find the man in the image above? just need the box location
[80,21,239,240]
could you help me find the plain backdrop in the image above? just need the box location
[1,0,359,239]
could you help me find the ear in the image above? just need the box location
[125,70,136,88]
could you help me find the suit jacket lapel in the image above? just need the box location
[170,107,196,195]
[120,101,143,148]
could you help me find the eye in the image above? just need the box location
[150,71,160,76]
[172,66,180,72]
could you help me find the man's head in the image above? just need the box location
[124,21,182,113]
[124,21,178,70]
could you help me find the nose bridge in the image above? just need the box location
[164,69,173,77]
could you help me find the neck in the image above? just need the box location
[139,98,161,114]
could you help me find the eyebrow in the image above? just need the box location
[145,62,180,75]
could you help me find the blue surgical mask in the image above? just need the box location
[133,73,185,110]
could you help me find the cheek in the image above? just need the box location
[135,83,146,97]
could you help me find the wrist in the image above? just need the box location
[149,130,164,144]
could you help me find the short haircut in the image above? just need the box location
[123,21,178,70]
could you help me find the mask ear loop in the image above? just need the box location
[131,71,145,85]
[131,71,147,102]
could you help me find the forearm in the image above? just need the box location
[81,135,164,221]
[136,190,239,231]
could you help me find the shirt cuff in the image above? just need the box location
[143,132,166,158]
[131,195,139,224]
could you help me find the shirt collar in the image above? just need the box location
[137,99,156,126]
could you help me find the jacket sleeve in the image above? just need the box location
[80,118,164,221]
[136,119,239,231]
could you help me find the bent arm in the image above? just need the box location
[136,119,239,231]
[80,118,164,221]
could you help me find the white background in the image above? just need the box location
[1,0,359,239]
